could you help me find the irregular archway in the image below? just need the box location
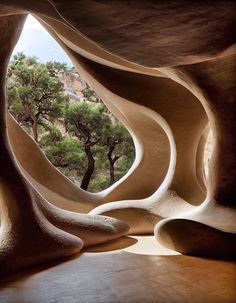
[0,12,129,277]
[74,55,208,233]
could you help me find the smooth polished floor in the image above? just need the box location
[0,236,235,303]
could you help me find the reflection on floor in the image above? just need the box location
[0,236,235,303]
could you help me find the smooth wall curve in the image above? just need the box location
[0,0,235,276]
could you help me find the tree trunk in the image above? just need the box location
[107,145,119,186]
[31,119,38,142]
[108,160,115,186]
[81,144,95,190]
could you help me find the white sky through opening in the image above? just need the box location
[25,14,44,30]
[12,14,72,65]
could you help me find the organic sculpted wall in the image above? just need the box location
[0,1,235,275]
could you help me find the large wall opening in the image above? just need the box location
[7,15,135,193]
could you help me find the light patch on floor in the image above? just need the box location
[123,236,180,256]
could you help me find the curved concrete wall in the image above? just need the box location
[0,1,235,275]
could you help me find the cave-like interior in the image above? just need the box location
[0,1,235,302]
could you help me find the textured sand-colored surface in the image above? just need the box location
[0,0,235,277]
[0,237,235,303]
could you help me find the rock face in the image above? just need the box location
[0,1,235,275]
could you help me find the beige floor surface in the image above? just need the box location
[0,236,235,303]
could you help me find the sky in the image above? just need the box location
[12,15,72,66]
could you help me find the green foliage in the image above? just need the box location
[81,83,101,102]
[46,61,69,77]
[106,122,134,155]
[7,52,135,192]
[7,52,69,141]
[40,128,87,175]
[88,175,110,192]
[64,101,111,144]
